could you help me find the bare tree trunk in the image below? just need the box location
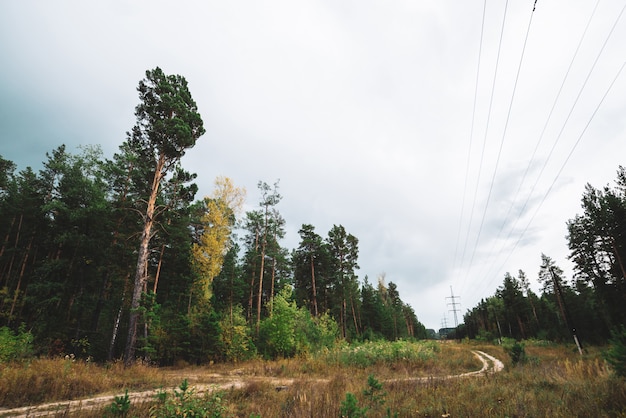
[247,230,259,321]
[310,254,318,317]
[350,295,359,337]
[405,314,414,337]
[529,297,539,324]
[612,237,626,283]
[8,234,33,324]
[256,240,266,334]
[341,296,347,339]
[153,244,166,294]
[108,275,129,361]
[256,206,269,335]
[269,255,276,317]
[0,215,15,259]
[124,155,164,366]
[3,214,22,287]
[247,272,255,321]
[517,315,526,339]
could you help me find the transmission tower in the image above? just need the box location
[446,286,461,328]
[440,315,448,329]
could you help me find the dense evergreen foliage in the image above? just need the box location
[463,167,626,346]
[0,69,425,363]
[4,68,623,365]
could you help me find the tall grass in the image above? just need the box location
[2,341,626,417]
[0,358,166,408]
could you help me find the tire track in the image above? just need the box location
[0,350,504,417]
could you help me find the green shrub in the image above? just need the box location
[329,340,437,368]
[258,287,340,359]
[106,389,130,417]
[339,392,367,418]
[606,326,626,378]
[150,379,229,418]
[339,375,397,418]
[219,305,256,362]
[0,325,33,363]
[505,341,527,366]
[258,288,299,358]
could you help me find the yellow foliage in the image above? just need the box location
[191,177,246,302]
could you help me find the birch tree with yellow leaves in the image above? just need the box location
[191,176,245,305]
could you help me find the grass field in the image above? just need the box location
[1,340,624,417]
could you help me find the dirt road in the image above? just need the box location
[1,350,504,417]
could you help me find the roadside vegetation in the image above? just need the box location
[2,340,626,417]
[2,67,626,416]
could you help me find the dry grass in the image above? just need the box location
[2,341,625,417]
[0,358,167,408]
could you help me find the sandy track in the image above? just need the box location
[0,350,504,417]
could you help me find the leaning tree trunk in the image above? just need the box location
[8,233,33,325]
[124,156,164,366]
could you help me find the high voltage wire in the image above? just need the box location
[457,0,509,291]
[471,0,601,293]
[466,0,538,284]
[453,0,487,277]
[469,2,626,300]
[459,0,540,297]
[483,60,626,297]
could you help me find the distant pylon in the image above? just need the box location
[446,286,461,328]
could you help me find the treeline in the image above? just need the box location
[0,68,425,364]
[462,167,626,345]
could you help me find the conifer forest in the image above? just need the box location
[1,68,625,366]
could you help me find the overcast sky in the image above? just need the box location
[1,1,625,330]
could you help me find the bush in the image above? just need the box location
[258,288,299,358]
[0,325,33,363]
[339,375,397,418]
[328,340,438,368]
[606,326,626,378]
[150,379,229,418]
[505,341,527,366]
[106,390,130,417]
[258,287,339,359]
[340,392,367,418]
[218,306,256,362]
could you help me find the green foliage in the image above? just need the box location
[258,287,341,359]
[106,389,130,417]
[150,379,229,418]
[363,374,386,407]
[0,325,33,363]
[606,326,626,378]
[137,291,161,360]
[310,311,340,350]
[218,305,256,362]
[293,307,340,355]
[505,341,527,366]
[329,340,438,368]
[259,287,298,358]
[339,375,397,418]
[339,392,367,418]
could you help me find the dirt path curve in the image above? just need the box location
[1,350,504,417]
[380,350,504,385]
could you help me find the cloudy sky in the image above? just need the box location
[1,1,625,330]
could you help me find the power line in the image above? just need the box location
[458,0,510,288]
[475,59,626,299]
[461,0,538,295]
[464,0,626,300]
[470,0,602,294]
[453,0,487,281]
